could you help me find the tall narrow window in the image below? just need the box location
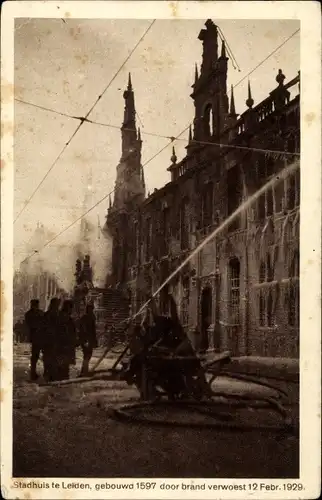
[145,218,152,261]
[180,198,189,250]
[202,182,214,228]
[267,290,274,327]
[295,168,300,207]
[160,284,170,316]
[274,179,285,213]
[287,174,296,210]
[228,258,240,325]
[259,291,265,326]
[181,277,190,327]
[267,252,274,282]
[258,254,275,327]
[258,193,266,220]
[144,277,152,304]
[259,261,266,283]
[266,188,274,216]
[227,166,242,230]
[288,285,296,326]
[204,104,214,137]
[288,248,299,327]
[161,207,170,256]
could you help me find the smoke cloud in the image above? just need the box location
[15,219,113,292]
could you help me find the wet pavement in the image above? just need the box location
[12,343,299,478]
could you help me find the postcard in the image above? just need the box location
[1,1,321,499]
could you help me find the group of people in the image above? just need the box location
[24,298,97,382]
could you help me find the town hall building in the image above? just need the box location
[104,19,300,358]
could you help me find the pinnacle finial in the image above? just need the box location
[141,166,145,188]
[276,69,285,87]
[189,125,193,143]
[246,80,254,108]
[137,127,141,141]
[229,85,237,116]
[194,63,199,83]
[171,146,177,164]
[127,72,132,90]
[220,39,226,58]
[109,194,112,208]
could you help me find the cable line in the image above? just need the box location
[13,19,155,225]
[17,26,299,260]
[14,99,299,157]
[233,28,300,89]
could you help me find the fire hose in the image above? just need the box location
[108,392,296,434]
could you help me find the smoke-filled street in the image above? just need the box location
[13,344,299,479]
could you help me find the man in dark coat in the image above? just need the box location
[43,298,60,381]
[78,303,98,376]
[24,299,44,381]
[56,300,77,380]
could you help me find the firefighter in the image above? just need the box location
[24,299,44,381]
[56,300,77,380]
[43,298,60,382]
[78,303,98,377]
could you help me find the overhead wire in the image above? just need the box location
[14,99,299,157]
[217,26,241,72]
[233,28,300,89]
[13,19,156,225]
[18,26,300,264]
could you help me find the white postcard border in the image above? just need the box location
[1,2,321,499]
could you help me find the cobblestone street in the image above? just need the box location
[13,344,299,478]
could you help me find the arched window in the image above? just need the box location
[204,104,214,137]
[259,253,274,283]
[228,258,240,325]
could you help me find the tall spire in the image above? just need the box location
[127,72,132,91]
[246,80,254,108]
[108,74,145,213]
[194,63,199,84]
[141,165,145,189]
[229,85,237,116]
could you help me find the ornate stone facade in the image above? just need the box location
[105,20,300,358]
